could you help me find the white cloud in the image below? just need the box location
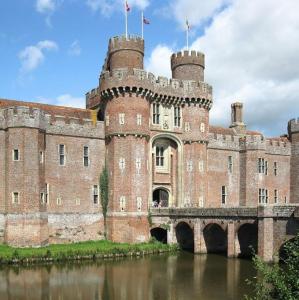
[36,0,56,14]
[55,94,85,108]
[19,40,58,73]
[161,0,229,30]
[37,94,85,108]
[147,0,299,136]
[145,45,173,78]
[68,40,81,56]
[86,0,149,15]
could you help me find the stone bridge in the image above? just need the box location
[150,205,299,261]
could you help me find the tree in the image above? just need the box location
[100,164,109,239]
[246,233,299,300]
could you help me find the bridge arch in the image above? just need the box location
[203,223,227,254]
[150,227,167,243]
[237,222,258,258]
[278,237,296,262]
[175,221,194,252]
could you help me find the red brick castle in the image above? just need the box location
[0,36,298,261]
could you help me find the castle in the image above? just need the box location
[0,36,298,260]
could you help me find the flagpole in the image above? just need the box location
[125,1,128,39]
[186,21,189,51]
[141,11,144,39]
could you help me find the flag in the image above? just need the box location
[186,19,191,30]
[143,17,150,25]
[126,1,130,12]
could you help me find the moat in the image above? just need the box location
[0,253,255,300]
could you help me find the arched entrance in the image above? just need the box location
[175,222,194,252]
[150,227,167,243]
[237,223,258,258]
[152,188,169,207]
[203,224,227,254]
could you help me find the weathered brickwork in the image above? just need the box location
[0,35,298,256]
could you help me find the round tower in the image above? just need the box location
[107,36,144,71]
[171,50,205,81]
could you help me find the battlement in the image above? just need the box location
[0,106,104,139]
[100,68,212,94]
[109,35,144,54]
[288,118,299,134]
[85,87,100,109]
[171,50,205,67]
[208,133,240,150]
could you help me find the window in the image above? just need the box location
[185,122,191,132]
[228,156,233,173]
[274,162,278,176]
[56,197,62,206]
[221,186,227,205]
[12,192,19,204]
[259,188,268,204]
[152,103,160,124]
[174,107,181,127]
[45,183,49,204]
[136,158,141,173]
[137,114,142,125]
[83,146,89,167]
[187,160,193,172]
[119,113,125,125]
[59,144,65,166]
[274,189,278,204]
[285,196,287,204]
[106,115,110,126]
[119,158,126,171]
[13,149,19,161]
[199,160,204,172]
[75,198,80,206]
[136,197,142,212]
[40,192,45,204]
[93,185,99,204]
[120,196,126,212]
[200,123,205,133]
[156,146,164,167]
[39,151,44,164]
[258,158,268,174]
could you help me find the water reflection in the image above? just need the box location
[0,253,256,300]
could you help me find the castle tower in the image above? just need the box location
[171,50,211,207]
[100,36,150,242]
[171,50,205,81]
[288,118,299,203]
[106,36,144,71]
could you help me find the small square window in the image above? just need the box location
[83,146,89,167]
[59,144,65,166]
[221,186,227,205]
[93,185,99,204]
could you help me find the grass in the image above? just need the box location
[0,240,178,264]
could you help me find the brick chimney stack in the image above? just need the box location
[230,102,246,134]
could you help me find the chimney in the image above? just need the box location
[230,102,246,134]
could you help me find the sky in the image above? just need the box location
[0,0,298,137]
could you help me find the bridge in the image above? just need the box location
[150,205,299,261]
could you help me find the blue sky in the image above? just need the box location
[1,0,299,136]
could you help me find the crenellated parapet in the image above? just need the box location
[240,135,266,151]
[288,118,299,135]
[108,36,144,56]
[99,68,213,110]
[208,133,240,151]
[0,106,104,139]
[85,87,100,109]
[0,106,48,130]
[266,138,291,156]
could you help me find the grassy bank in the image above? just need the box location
[0,240,178,265]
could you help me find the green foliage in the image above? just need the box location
[100,163,109,239]
[0,240,178,264]
[160,223,170,231]
[246,233,299,300]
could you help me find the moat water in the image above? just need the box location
[0,253,256,300]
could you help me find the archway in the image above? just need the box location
[152,188,169,207]
[203,224,227,254]
[150,227,167,244]
[175,222,194,252]
[237,223,258,258]
[279,238,296,262]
